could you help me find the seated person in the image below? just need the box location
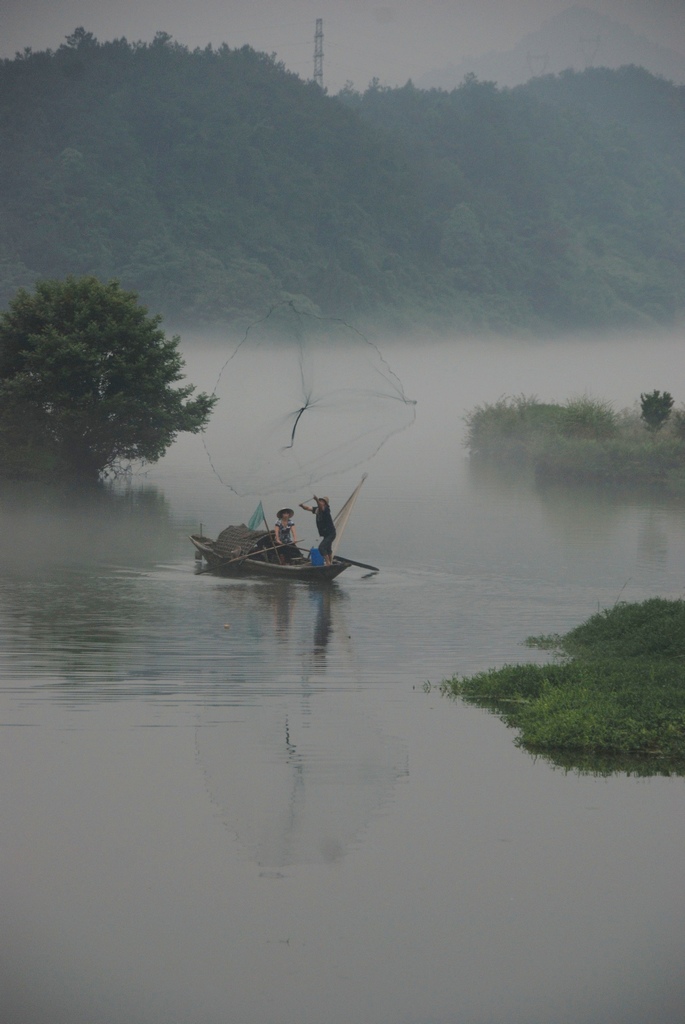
[274,508,299,563]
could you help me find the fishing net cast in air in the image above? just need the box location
[201,301,416,497]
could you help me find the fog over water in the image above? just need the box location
[1,330,685,1024]
[155,327,685,524]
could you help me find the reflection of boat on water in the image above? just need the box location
[190,475,373,581]
[189,507,385,869]
[194,582,407,869]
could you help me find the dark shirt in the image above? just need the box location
[315,504,335,538]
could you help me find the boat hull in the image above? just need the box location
[241,558,349,581]
[190,534,349,581]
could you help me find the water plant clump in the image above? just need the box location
[463,395,562,461]
[441,598,685,776]
[464,394,685,491]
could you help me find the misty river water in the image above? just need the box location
[2,333,685,1024]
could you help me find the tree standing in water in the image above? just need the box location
[0,276,217,480]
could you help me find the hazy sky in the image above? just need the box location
[3,0,685,91]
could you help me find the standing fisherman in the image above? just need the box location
[299,495,336,566]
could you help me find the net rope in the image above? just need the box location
[201,301,416,497]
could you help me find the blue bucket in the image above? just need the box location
[310,547,324,566]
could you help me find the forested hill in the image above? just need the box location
[1,30,684,334]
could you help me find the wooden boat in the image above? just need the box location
[190,475,371,581]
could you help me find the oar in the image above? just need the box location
[335,556,380,572]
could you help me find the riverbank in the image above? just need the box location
[464,396,685,491]
[441,598,685,776]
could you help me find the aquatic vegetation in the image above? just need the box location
[557,597,685,659]
[464,395,685,490]
[464,394,618,453]
[463,395,562,461]
[441,598,685,776]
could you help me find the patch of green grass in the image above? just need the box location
[441,598,685,776]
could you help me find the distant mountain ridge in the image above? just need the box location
[418,5,685,90]
[1,33,684,334]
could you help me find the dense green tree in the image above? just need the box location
[0,276,216,480]
[640,390,674,433]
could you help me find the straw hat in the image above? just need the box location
[277,507,294,518]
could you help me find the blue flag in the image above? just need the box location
[248,502,265,531]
